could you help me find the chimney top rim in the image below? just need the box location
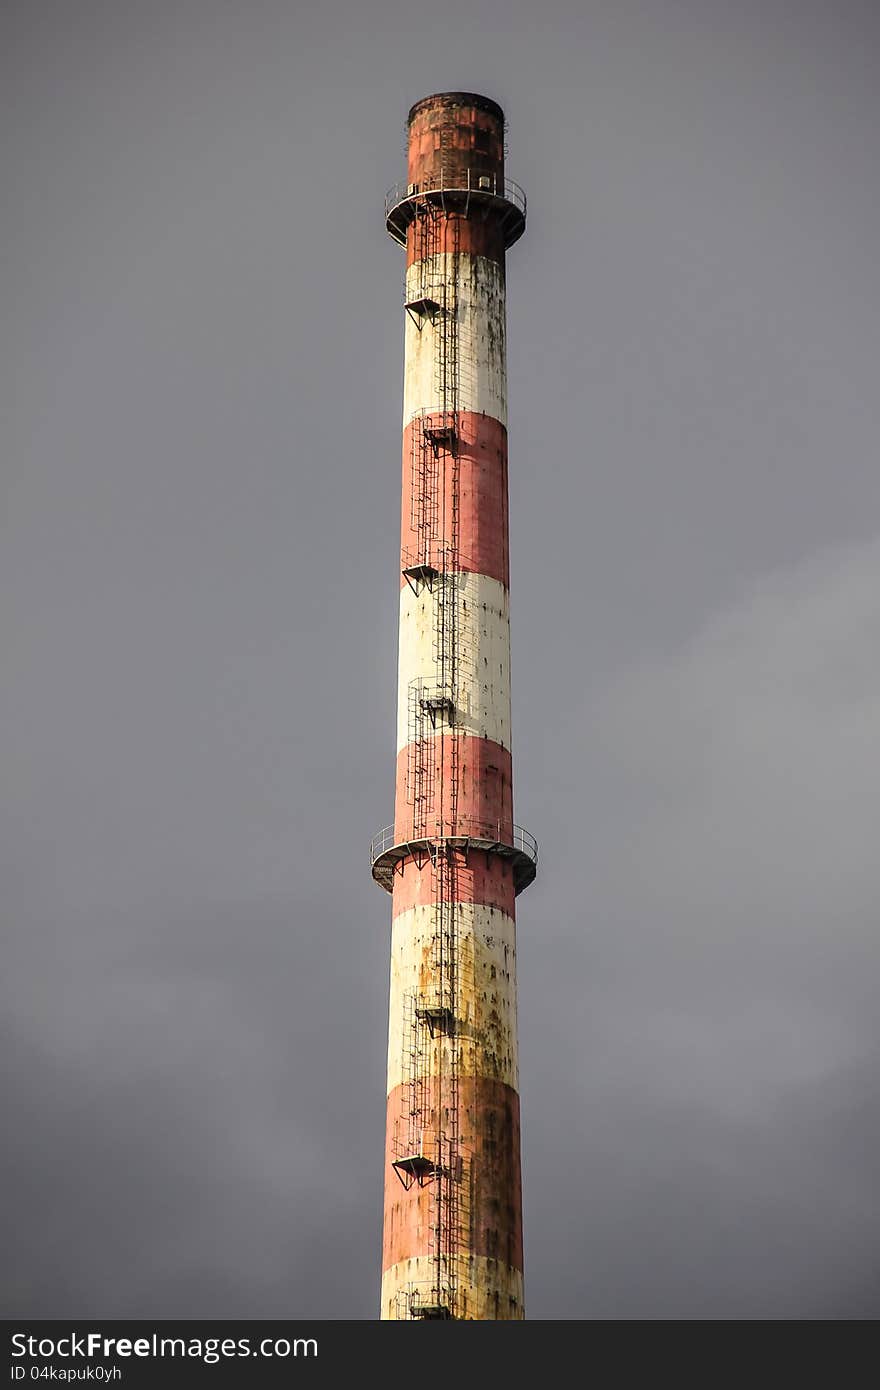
[407,92,504,125]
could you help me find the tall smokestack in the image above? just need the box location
[371,92,535,1321]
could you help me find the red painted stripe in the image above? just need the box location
[401,412,509,589]
[390,845,517,919]
[406,216,506,269]
[382,1076,523,1273]
[393,737,512,844]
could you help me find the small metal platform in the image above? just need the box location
[392,1153,438,1187]
[415,1003,455,1035]
[420,693,455,727]
[410,1303,451,1320]
[423,422,457,453]
[402,562,440,594]
[370,826,538,897]
[404,295,441,327]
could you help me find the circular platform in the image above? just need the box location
[385,175,527,250]
[370,824,538,896]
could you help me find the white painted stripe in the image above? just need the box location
[403,253,507,425]
[396,571,511,753]
[386,902,518,1094]
[381,1254,524,1321]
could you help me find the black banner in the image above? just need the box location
[4,1321,558,1387]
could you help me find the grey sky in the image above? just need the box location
[2,0,879,1318]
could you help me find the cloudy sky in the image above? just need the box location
[3,0,878,1319]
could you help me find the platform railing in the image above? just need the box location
[370,822,538,868]
[384,170,526,222]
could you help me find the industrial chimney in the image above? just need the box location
[371,92,535,1321]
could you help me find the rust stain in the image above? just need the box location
[386,904,518,1091]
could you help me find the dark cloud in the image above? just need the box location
[2,0,879,1318]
